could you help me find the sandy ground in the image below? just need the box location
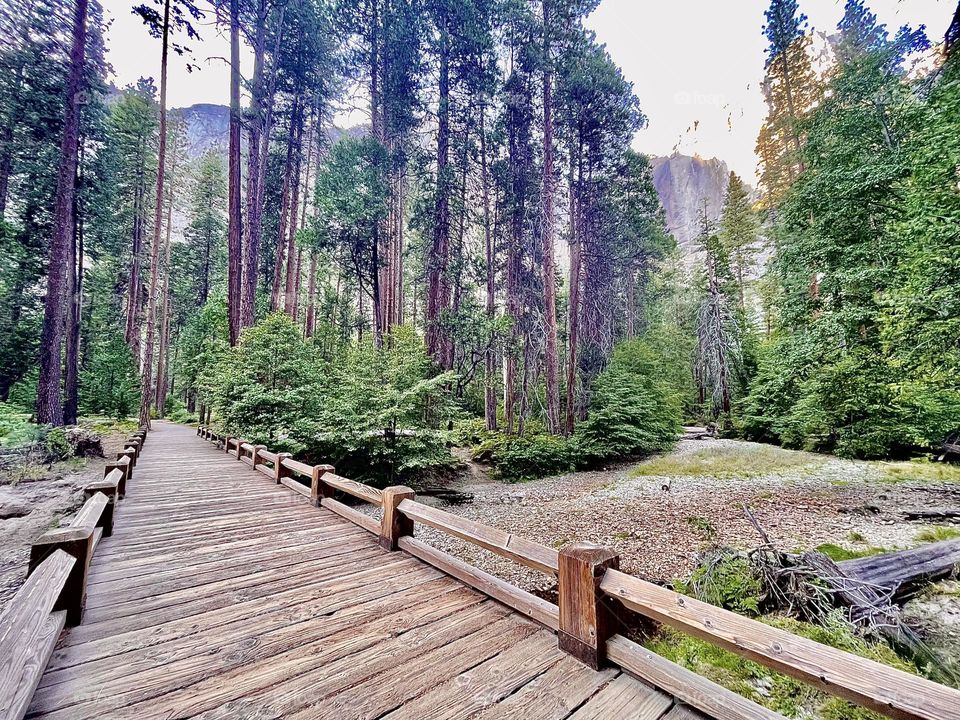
[0,433,127,610]
[408,438,960,593]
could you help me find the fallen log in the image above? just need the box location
[903,508,960,521]
[839,538,960,602]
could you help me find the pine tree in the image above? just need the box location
[717,172,759,312]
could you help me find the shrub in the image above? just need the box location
[575,339,681,462]
[42,427,72,462]
[490,433,575,482]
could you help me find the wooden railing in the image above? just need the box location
[0,426,147,720]
[195,425,960,720]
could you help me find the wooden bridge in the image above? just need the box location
[3,421,960,720]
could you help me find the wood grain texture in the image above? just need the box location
[603,561,960,720]
[397,499,559,575]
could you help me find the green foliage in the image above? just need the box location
[575,339,681,461]
[211,316,457,486]
[42,427,71,462]
[0,403,40,448]
[815,543,888,561]
[915,526,960,543]
[488,433,576,483]
[678,551,764,615]
[648,610,918,719]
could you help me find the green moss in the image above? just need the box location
[632,444,823,480]
[877,458,960,484]
[915,526,960,543]
[647,611,917,719]
[815,543,888,561]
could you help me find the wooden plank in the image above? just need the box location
[601,569,960,720]
[567,673,674,720]
[59,601,509,720]
[320,497,380,533]
[468,654,617,720]
[0,550,74,720]
[71,493,109,530]
[378,631,563,720]
[281,457,314,477]
[280,476,311,497]
[295,614,540,720]
[30,580,482,719]
[661,706,710,720]
[398,536,559,630]
[321,471,383,506]
[397,499,559,575]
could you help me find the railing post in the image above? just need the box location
[251,444,266,469]
[275,452,292,484]
[558,542,621,670]
[83,488,116,537]
[117,447,136,469]
[29,529,94,625]
[310,464,335,506]
[379,486,415,551]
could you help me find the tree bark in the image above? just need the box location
[426,11,450,366]
[36,0,89,426]
[305,249,317,337]
[138,0,171,429]
[480,106,497,431]
[227,0,242,345]
[283,103,304,317]
[154,140,178,415]
[540,0,560,434]
[564,151,582,436]
[63,155,84,426]
[270,98,299,312]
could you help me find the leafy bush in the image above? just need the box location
[677,551,764,615]
[0,403,39,448]
[211,317,457,486]
[490,433,575,482]
[42,427,72,462]
[575,339,681,462]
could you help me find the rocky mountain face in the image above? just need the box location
[177,103,229,159]
[651,153,730,254]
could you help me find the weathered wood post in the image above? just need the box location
[83,487,116,537]
[275,452,292,484]
[379,486,415,551]
[117,447,136,469]
[251,444,266,469]
[310,464,335,506]
[558,543,621,670]
[124,438,141,458]
[29,529,92,625]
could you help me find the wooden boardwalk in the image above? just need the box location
[25,422,690,720]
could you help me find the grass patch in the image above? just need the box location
[646,610,918,719]
[877,459,960,484]
[915,526,960,543]
[815,543,888,561]
[847,531,866,543]
[80,416,139,436]
[0,403,38,448]
[686,515,717,541]
[632,443,823,480]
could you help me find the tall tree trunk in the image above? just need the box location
[155,145,178,414]
[426,12,450,366]
[271,99,299,312]
[480,106,497,431]
[283,103,304,316]
[64,158,84,425]
[564,152,582,436]
[305,249,317,337]
[540,0,560,434]
[0,119,14,222]
[125,152,145,351]
[138,0,171,429]
[36,0,89,426]
[227,0,242,345]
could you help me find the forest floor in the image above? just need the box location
[0,426,128,611]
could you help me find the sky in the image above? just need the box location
[102,0,956,181]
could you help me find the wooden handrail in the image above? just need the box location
[396,499,559,575]
[320,471,383,507]
[600,568,960,720]
[0,550,74,720]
